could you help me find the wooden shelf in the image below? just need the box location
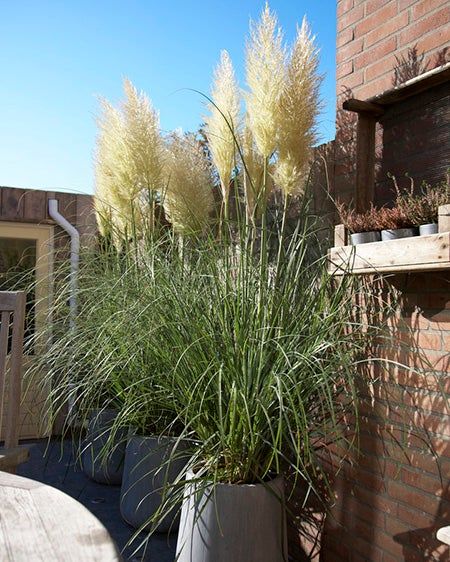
[328,232,450,275]
[328,204,450,276]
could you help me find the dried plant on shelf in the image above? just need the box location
[336,202,380,234]
[391,172,450,226]
[374,206,413,231]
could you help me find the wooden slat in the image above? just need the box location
[0,311,10,425]
[0,292,21,312]
[0,445,29,471]
[438,204,450,233]
[0,188,26,221]
[368,62,450,107]
[355,114,377,212]
[328,233,450,275]
[342,98,385,116]
[4,292,26,449]
[334,224,347,247]
[23,190,47,222]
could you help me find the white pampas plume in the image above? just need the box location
[245,3,286,160]
[121,79,163,197]
[94,79,164,242]
[205,50,240,209]
[94,98,134,238]
[274,18,321,197]
[164,133,214,235]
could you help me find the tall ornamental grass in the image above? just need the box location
[24,1,398,541]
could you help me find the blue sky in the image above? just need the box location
[1,1,336,194]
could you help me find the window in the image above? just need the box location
[0,223,53,354]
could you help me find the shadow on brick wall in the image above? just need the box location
[304,273,450,561]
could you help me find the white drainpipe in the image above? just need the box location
[48,199,80,329]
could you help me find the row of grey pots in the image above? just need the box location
[81,411,187,532]
[350,223,438,245]
[81,411,288,561]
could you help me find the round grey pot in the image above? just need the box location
[120,435,188,533]
[381,227,419,241]
[350,231,381,245]
[81,409,127,485]
[176,473,288,562]
[419,223,438,235]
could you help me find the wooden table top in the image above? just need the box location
[0,471,121,561]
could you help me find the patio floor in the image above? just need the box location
[17,439,176,562]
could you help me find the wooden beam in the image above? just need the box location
[438,204,450,233]
[355,113,377,212]
[343,98,384,117]
[334,224,347,247]
[368,62,450,107]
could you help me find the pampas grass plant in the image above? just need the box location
[241,122,265,220]
[245,3,286,161]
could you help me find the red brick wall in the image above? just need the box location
[320,272,450,562]
[335,0,450,207]
[289,3,450,561]
[337,0,449,101]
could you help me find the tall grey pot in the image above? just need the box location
[176,473,288,562]
[81,409,127,485]
[120,435,188,533]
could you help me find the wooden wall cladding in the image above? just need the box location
[0,187,97,244]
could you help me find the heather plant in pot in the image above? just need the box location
[336,202,381,244]
[376,206,418,241]
[392,173,450,236]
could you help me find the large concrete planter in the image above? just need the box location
[81,409,127,485]
[176,473,288,562]
[120,435,188,533]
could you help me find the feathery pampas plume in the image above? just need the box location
[163,133,214,235]
[245,3,286,160]
[95,99,135,238]
[273,18,321,197]
[205,50,240,214]
[94,79,163,242]
[121,79,164,228]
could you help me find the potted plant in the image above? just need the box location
[135,218,381,562]
[118,389,189,533]
[337,202,381,244]
[376,206,418,241]
[394,176,450,236]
